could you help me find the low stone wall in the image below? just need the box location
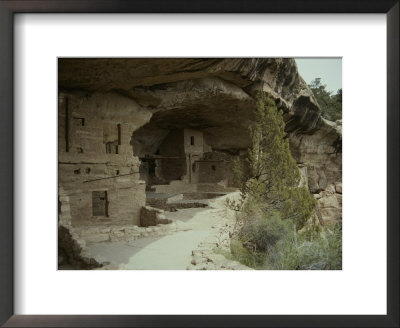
[140,205,172,227]
[186,192,252,270]
[152,180,197,194]
[146,196,208,212]
[152,181,238,194]
[197,183,238,193]
[181,192,226,200]
[146,197,169,209]
[73,220,187,245]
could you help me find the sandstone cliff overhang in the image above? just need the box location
[58,58,326,144]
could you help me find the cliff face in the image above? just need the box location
[59,58,342,225]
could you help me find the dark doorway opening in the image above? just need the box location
[92,191,108,216]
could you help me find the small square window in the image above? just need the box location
[73,117,85,126]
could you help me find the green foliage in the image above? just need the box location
[309,78,342,121]
[226,92,342,270]
[236,204,293,253]
[231,92,316,230]
[300,214,322,241]
[247,94,299,198]
[281,186,317,230]
[230,239,258,267]
[292,222,342,270]
[260,223,342,270]
[230,207,342,270]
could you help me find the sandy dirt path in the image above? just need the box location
[87,195,239,270]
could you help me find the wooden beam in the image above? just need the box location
[194,160,225,163]
[83,172,139,183]
[140,155,183,159]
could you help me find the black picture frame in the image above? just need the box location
[0,1,398,327]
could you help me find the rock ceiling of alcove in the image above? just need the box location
[58,58,323,136]
[58,58,274,92]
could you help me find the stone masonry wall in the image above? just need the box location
[58,91,149,226]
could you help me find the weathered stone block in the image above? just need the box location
[140,205,171,227]
[325,184,336,194]
[318,195,340,209]
[335,182,342,194]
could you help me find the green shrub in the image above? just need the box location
[237,208,292,253]
[309,78,342,122]
[263,236,299,270]
[262,222,342,270]
[230,200,342,270]
[230,239,258,267]
[227,92,341,270]
[230,92,316,231]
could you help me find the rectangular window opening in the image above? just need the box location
[117,124,122,145]
[106,141,118,154]
[190,136,195,146]
[65,97,69,152]
[92,191,108,217]
[73,117,85,126]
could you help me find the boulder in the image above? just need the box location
[317,193,342,225]
[318,195,339,208]
[325,184,336,194]
[58,224,103,269]
[140,206,172,227]
[335,182,343,194]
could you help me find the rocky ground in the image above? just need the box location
[85,193,250,270]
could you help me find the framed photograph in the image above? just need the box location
[0,1,398,327]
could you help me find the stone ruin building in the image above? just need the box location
[58,92,145,227]
[57,58,342,268]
